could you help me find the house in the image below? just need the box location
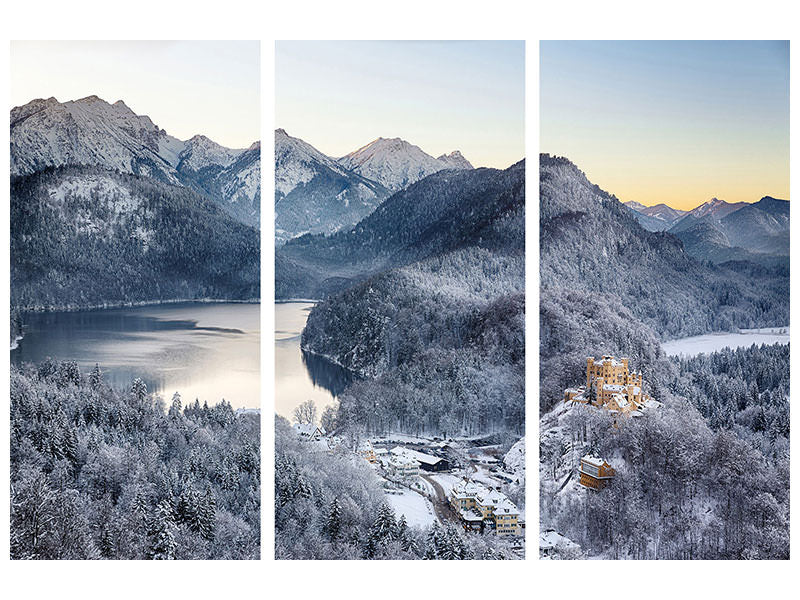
[386,453,420,482]
[293,423,326,441]
[578,454,615,490]
[564,355,653,415]
[540,529,580,558]
[358,440,378,464]
[390,446,449,472]
[449,478,520,536]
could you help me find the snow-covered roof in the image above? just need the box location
[603,383,625,392]
[293,423,325,437]
[390,446,444,465]
[582,455,605,467]
[540,530,579,551]
[388,454,420,468]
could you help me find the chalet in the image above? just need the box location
[540,529,580,558]
[358,440,378,464]
[390,446,449,472]
[293,423,326,441]
[578,454,615,490]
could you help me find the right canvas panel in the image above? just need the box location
[539,40,790,559]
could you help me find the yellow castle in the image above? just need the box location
[564,355,653,414]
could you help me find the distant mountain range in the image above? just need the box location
[625,195,789,267]
[11,95,261,227]
[10,95,260,310]
[276,160,523,300]
[274,130,474,244]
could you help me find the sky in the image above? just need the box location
[276,41,525,169]
[11,41,260,148]
[540,41,789,209]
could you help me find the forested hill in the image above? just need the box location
[276,160,525,299]
[539,154,788,407]
[299,161,525,437]
[11,166,259,311]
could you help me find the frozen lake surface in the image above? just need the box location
[662,326,790,357]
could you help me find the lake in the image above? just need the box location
[275,301,354,420]
[11,302,260,409]
[662,326,790,358]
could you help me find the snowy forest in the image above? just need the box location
[275,418,517,560]
[539,155,789,560]
[10,362,260,559]
[11,165,259,311]
[292,163,525,438]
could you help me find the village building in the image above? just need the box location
[358,440,378,464]
[578,454,616,490]
[385,453,420,482]
[390,446,449,472]
[449,479,520,536]
[540,529,580,558]
[564,355,653,415]
[293,423,326,441]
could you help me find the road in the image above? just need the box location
[421,474,460,525]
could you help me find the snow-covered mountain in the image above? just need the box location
[436,150,474,170]
[11,95,260,227]
[274,128,389,244]
[670,197,748,233]
[339,137,473,191]
[624,201,686,231]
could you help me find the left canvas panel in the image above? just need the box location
[9,41,261,560]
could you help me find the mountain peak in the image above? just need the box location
[341,136,470,191]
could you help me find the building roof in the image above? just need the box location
[293,423,325,437]
[602,383,625,392]
[390,446,444,466]
[540,529,580,551]
[581,454,606,467]
[388,454,419,468]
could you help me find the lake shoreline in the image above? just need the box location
[15,297,260,316]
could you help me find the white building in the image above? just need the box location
[386,453,420,482]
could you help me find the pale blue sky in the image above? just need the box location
[11,41,260,148]
[541,41,789,208]
[276,41,525,168]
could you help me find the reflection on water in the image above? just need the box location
[301,349,354,398]
[11,302,260,409]
[275,302,356,419]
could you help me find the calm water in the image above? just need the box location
[11,302,260,409]
[275,302,354,419]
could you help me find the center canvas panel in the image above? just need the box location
[274,40,526,560]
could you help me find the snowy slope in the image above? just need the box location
[339,137,473,191]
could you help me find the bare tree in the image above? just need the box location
[293,399,317,425]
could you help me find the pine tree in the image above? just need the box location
[168,392,182,419]
[325,498,342,542]
[131,378,148,404]
[198,486,217,542]
[90,363,102,388]
[147,500,177,560]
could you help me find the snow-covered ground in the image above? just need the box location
[384,488,437,528]
[427,473,462,497]
[662,326,789,357]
